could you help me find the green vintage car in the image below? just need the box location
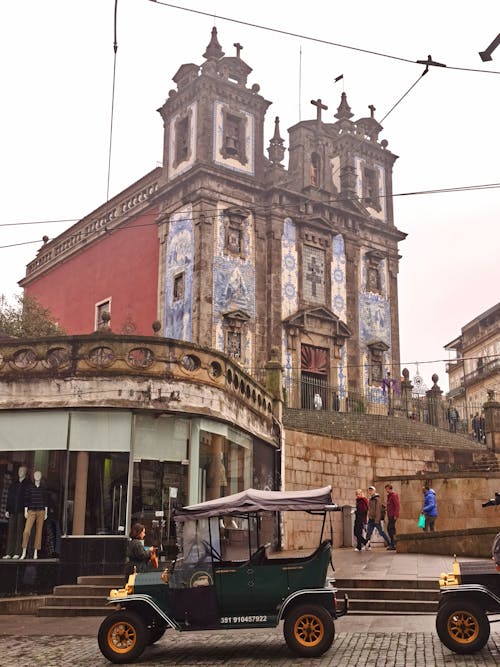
[436,493,500,654]
[97,486,348,663]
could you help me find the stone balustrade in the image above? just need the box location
[0,333,276,443]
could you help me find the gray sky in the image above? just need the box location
[1,1,499,391]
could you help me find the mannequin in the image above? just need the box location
[20,471,48,560]
[2,466,29,559]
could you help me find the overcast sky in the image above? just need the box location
[1,1,499,391]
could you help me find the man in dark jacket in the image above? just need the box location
[384,484,400,550]
[365,486,391,548]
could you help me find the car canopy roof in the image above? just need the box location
[174,486,334,521]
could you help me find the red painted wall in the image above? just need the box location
[25,210,160,335]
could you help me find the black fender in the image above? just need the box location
[106,594,180,630]
[439,585,500,614]
[277,588,345,621]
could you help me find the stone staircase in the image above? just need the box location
[334,577,439,615]
[37,575,122,617]
[36,574,439,617]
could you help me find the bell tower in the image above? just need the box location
[157,27,271,184]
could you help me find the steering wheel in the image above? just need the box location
[201,539,222,561]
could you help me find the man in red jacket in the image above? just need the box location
[353,489,369,551]
[384,484,400,551]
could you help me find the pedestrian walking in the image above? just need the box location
[353,489,368,551]
[365,485,391,548]
[447,404,459,433]
[422,484,438,531]
[384,484,400,550]
[472,413,481,440]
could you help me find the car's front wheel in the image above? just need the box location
[98,610,148,663]
[283,603,335,657]
[436,598,490,654]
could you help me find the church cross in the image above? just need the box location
[234,42,243,58]
[369,104,376,118]
[311,98,328,122]
[305,256,324,297]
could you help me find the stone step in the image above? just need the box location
[38,605,111,617]
[76,575,123,586]
[338,587,439,601]
[53,584,116,597]
[45,595,109,607]
[334,578,438,590]
[347,598,438,613]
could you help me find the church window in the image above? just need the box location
[310,152,320,187]
[363,167,381,211]
[223,208,248,258]
[367,266,380,293]
[173,273,185,301]
[303,245,326,304]
[301,344,328,410]
[174,114,190,167]
[367,341,389,386]
[95,298,111,329]
[226,332,242,359]
[220,109,247,164]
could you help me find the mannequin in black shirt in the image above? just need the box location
[2,466,29,559]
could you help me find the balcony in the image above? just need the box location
[463,358,500,387]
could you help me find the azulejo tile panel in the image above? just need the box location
[164,206,194,341]
[281,218,298,318]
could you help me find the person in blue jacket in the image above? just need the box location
[422,485,438,531]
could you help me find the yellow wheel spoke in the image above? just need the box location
[448,611,479,644]
[294,614,324,646]
[108,621,137,654]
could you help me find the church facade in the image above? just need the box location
[21,27,406,410]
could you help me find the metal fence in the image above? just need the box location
[283,376,485,438]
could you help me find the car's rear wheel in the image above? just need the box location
[98,610,148,663]
[436,598,490,654]
[283,603,334,657]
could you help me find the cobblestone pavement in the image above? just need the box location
[1,629,500,667]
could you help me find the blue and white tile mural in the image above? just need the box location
[281,218,298,386]
[164,206,194,341]
[331,233,347,322]
[213,208,255,368]
[281,218,298,319]
[359,249,391,399]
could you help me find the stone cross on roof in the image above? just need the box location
[369,104,376,118]
[311,98,328,122]
[234,42,243,58]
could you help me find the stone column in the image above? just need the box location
[426,374,443,428]
[484,390,500,453]
[400,368,414,418]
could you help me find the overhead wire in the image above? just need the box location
[1,181,499,248]
[147,0,500,76]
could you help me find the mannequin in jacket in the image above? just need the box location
[20,471,48,560]
[2,466,29,559]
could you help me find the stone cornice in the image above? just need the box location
[20,169,162,285]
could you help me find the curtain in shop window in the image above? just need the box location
[301,344,328,375]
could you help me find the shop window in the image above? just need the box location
[199,429,252,501]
